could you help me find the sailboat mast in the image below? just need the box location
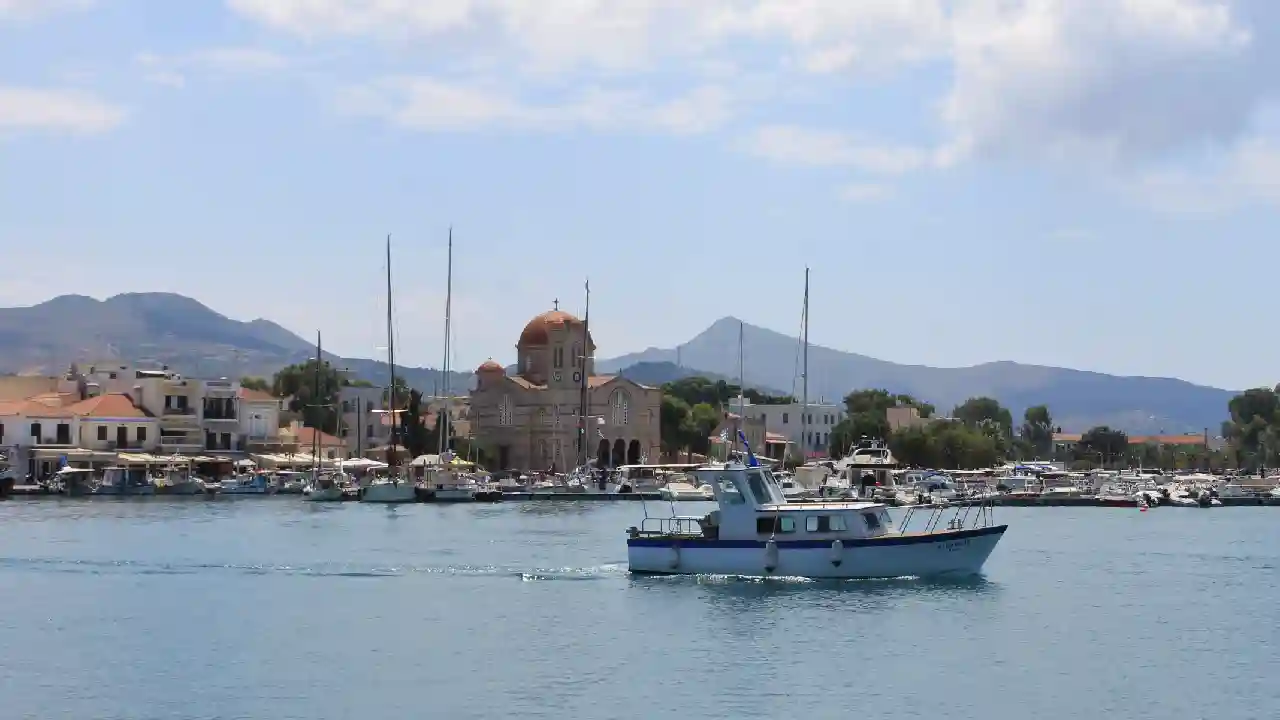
[386,234,397,467]
[313,330,322,471]
[578,278,590,468]
[439,227,453,456]
[801,267,809,463]
[737,320,745,459]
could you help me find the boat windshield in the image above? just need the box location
[714,472,746,505]
[745,469,783,505]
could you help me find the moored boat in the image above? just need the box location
[627,461,1006,579]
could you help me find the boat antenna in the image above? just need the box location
[737,319,745,461]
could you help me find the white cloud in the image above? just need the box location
[227,0,1280,207]
[1128,135,1280,212]
[336,76,731,136]
[0,0,93,21]
[0,86,126,135]
[942,0,1260,168]
[137,47,294,88]
[743,125,931,174]
[838,183,894,203]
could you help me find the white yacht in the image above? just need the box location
[427,463,479,502]
[658,479,715,502]
[627,461,1006,579]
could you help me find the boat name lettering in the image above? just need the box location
[940,539,970,552]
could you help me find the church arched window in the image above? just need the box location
[611,390,631,426]
[572,343,581,369]
[499,396,513,426]
[538,408,547,426]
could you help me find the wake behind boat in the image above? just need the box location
[626,460,1006,579]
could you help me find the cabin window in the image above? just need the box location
[745,470,773,505]
[756,516,797,534]
[862,512,882,531]
[805,515,847,533]
[97,425,108,441]
[715,473,745,505]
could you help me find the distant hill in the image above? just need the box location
[597,317,1235,433]
[0,293,472,392]
[614,360,787,393]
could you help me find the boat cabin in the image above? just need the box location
[637,463,896,543]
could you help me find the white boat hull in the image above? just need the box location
[304,485,344,502]
[361,481,416,503]
[627,525,1006,579]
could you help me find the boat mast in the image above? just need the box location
[737,319,745,461]
[801,267,809,464]
[386,234,397,469]
[578,278,590,468]
[313,330,322,475]
[438,227,453,457]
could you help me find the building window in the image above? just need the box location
[553,346,564,368]
[610,390,630,426]
[782,413,788,424]
[499,396,514,427]
[538,408,547,426]
[56,424,71,445]
[98,425,108,441]
[137,426,147,443]
[553,406,561,426]
[367,424,374,438]
[572,344,581,369]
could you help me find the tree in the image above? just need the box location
[1078,426,1128,466]
[1224,386,1280,470]
[660,396,692,458]
[272,359,344,433]
[240,376,271,393]
[688,403,722,457]
[952,397,1014,435]
[1019,405,1055,458]
[402,389,433,457]
[829,389,934,457]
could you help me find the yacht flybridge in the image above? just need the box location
[626,461,1007,579]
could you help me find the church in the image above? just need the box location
[469,305,662,472]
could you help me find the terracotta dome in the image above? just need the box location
[518,309,590,346]
[476,359,505,375]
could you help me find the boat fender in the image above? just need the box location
[668,544,681,570]
[764,540,778,573]
[829,539,844,568]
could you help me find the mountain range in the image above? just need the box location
[0,294,1237,433]
[597,317,1237,434]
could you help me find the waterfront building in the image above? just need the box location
[738,399,845,459]
[469,307,661,471]
[337,385,393,457]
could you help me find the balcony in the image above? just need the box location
[163,407,197,416]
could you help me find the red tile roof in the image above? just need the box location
[295,426,344,448]
[238,387,276,402]
[63,393,151,419]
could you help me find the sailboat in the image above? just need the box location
[362,235,418,504]
[304,331,344,502]
[425,228,478,502]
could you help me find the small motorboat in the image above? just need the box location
[220,473,272,495]
[658,481,714,502]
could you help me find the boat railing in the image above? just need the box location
[630,516,705,539]
[898,496,996,535]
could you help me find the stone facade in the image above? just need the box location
[469,308,662,471]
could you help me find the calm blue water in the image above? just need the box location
[0,498,1275,720]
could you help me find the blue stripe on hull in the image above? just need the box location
[627,524,1007,549]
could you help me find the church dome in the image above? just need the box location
[518,309,590,347]
[476,359,505,375]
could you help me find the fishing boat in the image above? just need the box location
[362,234,416,504]
[92,466,156,496]
[627,460,1007,578]
[220,472,271,495]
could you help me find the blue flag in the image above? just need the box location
[737,430,759,467]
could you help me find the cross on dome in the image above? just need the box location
[553,298,559,310]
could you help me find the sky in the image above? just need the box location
[2,0,1278,391]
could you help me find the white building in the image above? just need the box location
[739,400,845,459]
[337,385,392,456]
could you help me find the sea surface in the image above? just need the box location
[0,498,1276,720]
